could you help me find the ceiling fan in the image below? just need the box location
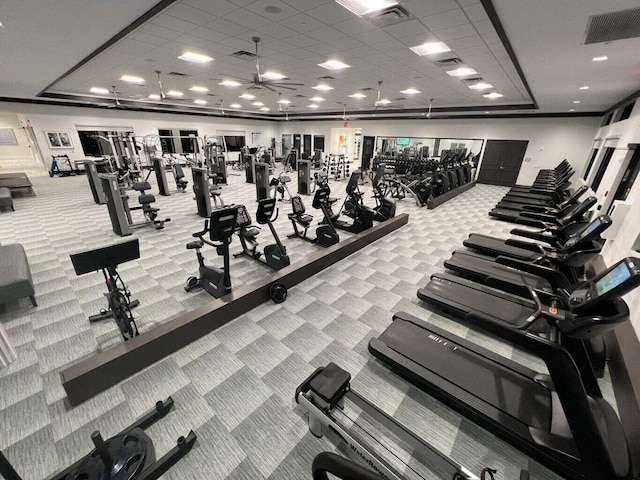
[108,85,121,108]
[238,37,304,92]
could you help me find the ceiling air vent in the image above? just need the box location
[366,5,413,27]
[231,50,257,59]
[167,72,189,77]
[318,75,337,80]
[435,57,464,67]
[585,7,640,44]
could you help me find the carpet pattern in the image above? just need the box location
[0,165,612,479]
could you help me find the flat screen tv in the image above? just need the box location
[396,137,410,146]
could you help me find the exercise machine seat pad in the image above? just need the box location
[240,227,260,239]
[309,362,350,403]
[138,194,156,205]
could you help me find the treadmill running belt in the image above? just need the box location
[463,234,538,260]
[444,252,549,291]
[418,274,535,322]
[376,314,551,430]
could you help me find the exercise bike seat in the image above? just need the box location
[186,240,203,250]
[240,227,260,238]
[138,194,156,205]
[209,186,222,195]
[280,175,292,183]
[290,213,313,225]
[133,181,152,192]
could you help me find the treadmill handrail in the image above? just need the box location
[504,238,552,254]
[464,310,626,478]
[312,452,381,480]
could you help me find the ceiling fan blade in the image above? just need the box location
[271,82,305,86]
[273,85,297,90]
[264,84,277,92]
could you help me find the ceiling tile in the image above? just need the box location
[383,19,430,39]
[279,13,326,33]
[138,24,183,40]
[164,4,216,25]
[305,43,340,56]
[355,28,395,45]
[481,31,501,45]
[333,17,377,35]
[173,34,212,49]
[228,0,255,5]
[421,9,468,31]
[182,0,239,16]
[402,0,459,18]
[150,13,198,33]
[325,36,364,50]
[281,0,331,12]
[306,26,347,43]
[245,0,299,21]
[205,18,249,36]
[462,3,488,22]
[447,34,484,49]
[306,3,354,24]
[433,23,477,41]
[283,34,317,48]
[253,22,299,40]
[472,19,495,35]
[189,26,231,43]
[126,31,166,46]
[399,32,440,47]
[223,9,272,29]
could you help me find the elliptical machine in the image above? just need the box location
[185,206,238,298]
[233,199,291,270]
[370,164,396,222]
[288,187,340,247]
[269,171,293,201]
[327,171,374,233]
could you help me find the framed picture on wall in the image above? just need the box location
[45,130,73,149]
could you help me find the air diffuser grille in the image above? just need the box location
[367,5,413,27]
[584,7,640,44]
[231,50,256,59]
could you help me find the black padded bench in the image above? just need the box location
[0,187,13,211]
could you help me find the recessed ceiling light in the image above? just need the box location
[219,79,241,87]
[189,86,209,92]
[573,100,581,104]
[277,98,292,104]
[592,55,608,62]
[484,111,489,114]
[89,87,109,94]
[309,96,325,102]
[230,103,241,108]
[447,67,477,77]
[252,101,264,106]
[260,106,270,111]
[240,93,256,99]
[410,42,451,56]
[569,109,576,112]
[377,99,391,105]
[313,84,334,91]
[148,94,160,100]
[400,88,420,95]
[336,0,398,16]
[308,104,320,109]
[194,99,207,105]
[579,85,589,90]
[483,92,504,99]
[318,59,351,70]
[167,90,184,97]
[120,75,144,83]
[349,92,367,98]
[262,71,286,80]
[468,81,493,90]
[178,51,213,63]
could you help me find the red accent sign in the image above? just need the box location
[549,307,558,314]
[343,122,349,128]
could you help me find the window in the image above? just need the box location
[619,101,635,122]
[180,130,198,154]
[591,146,615,192]
[583,148,599,181]
[313,135,325,152]
[601,112,614,127]
[224,135,246,152]
[158,129,175,154]
[78,130,134,157]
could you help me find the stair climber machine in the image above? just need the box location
[370,164,397,221]
[99,175,170,236]
[297,363,530,480]
[233,199,291,270]
[288,187,340,247]
[370,257,640,480]
[0,398,196,480]
[185,206,238,298]
[323,171,374,233]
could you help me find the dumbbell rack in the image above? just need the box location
[322,154,351,181]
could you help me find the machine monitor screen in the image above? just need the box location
[396,137,410,146]
[579,217,602,239]
[595,262,632,296]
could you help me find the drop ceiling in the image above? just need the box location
[0,0,639,120]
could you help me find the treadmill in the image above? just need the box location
[498,185,588,211]
[369,257,640,480]
[463,214,610,262]
[489,196,595,227]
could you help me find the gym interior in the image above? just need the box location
[1,1,640,479]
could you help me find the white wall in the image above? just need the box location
[589,100,640,339]
[280,116,600,184]
[0,112,34,164]
[0,102,280,167]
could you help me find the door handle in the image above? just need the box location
[499,166,504,169]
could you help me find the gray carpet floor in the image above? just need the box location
[0,164,614,479]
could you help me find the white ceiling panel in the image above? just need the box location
[163,3,216,25]
[383,20,433,39]
[279,13,326,34]
[138,23,183,40]
[434,23,478,41]
[150,13,197,33]
[421,9,469,31]
[403,0,459,18]
[306,3,354,25]
[245,0,299,22]
[253,22,299,40]
[223,9,272,29]
[206,18,250,36]
[182,0,239,16]
[462,3,488,22]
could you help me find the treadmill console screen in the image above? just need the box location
[595,262,632,297]
[579,217,602,240]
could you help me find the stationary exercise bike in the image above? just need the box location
[269,171,293,202]
[233,199,291,270]
[288,187,340,247]
[185,206,238,298]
